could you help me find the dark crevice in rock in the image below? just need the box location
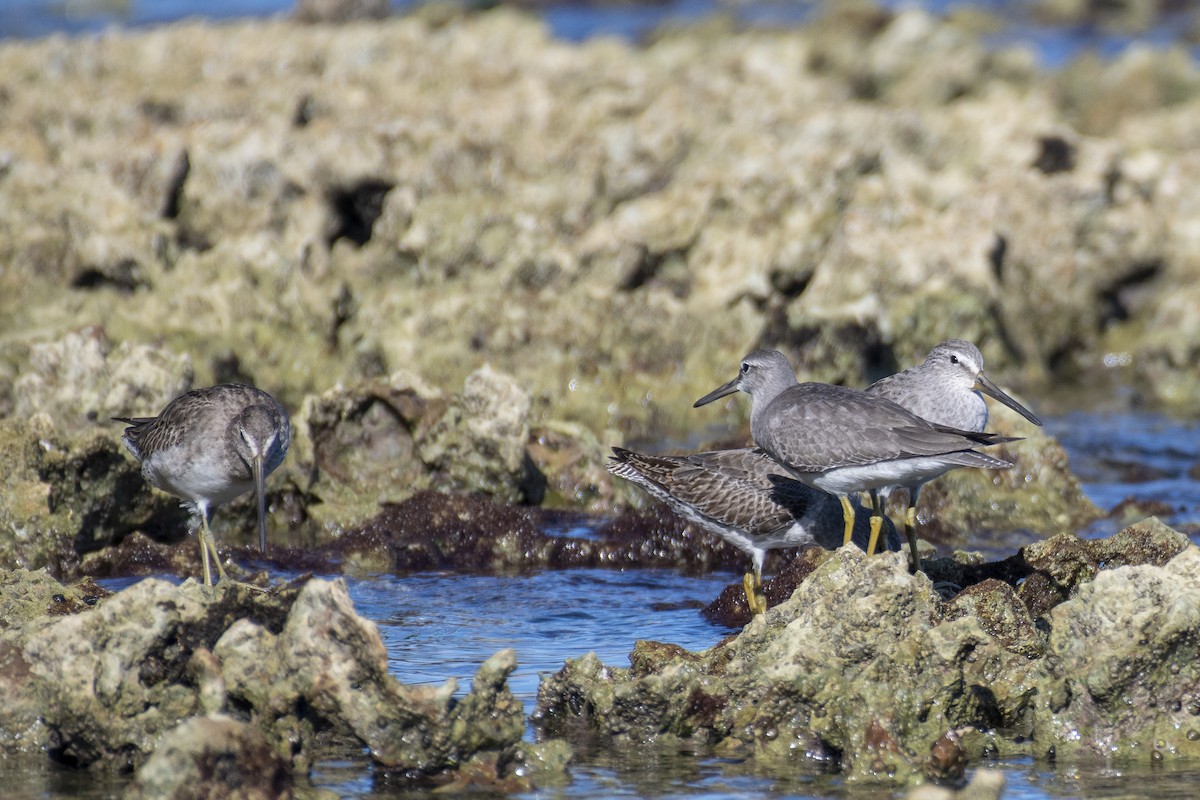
[210,352,257,387]
[326,179,394,248]
[988,233,1007,284]
[292,94,317,128]
[1032,134,1076,174]
[861,339,899,385]
[1098,258,1163,329]
[160,149,190,220]
[70,259,147,294]
[329,282,357,349]
[618,245,690,296]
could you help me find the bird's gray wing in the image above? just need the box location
[757,384,1017,472]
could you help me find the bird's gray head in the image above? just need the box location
[924,339,985,391]
[925,339,1041,426]
[232,404,288,466]
[232,402,290,555]
[694,349,799,410]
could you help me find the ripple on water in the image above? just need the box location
[351,568,736,703]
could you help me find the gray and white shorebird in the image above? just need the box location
[866,339,1042,571]
[694,349,1018,560]
[115,383,290,587]
[608,446,900,614]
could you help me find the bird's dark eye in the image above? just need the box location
[740,363,750,374]
[949,355,959,365]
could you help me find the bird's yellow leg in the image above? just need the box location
[865,489,884,556]
[742,572,765,615]
[866,515,883,557]
[840,495,855,547]
[743,567,767,615]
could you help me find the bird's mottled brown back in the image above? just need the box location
[117,384,285,462]
[609,447,814,537]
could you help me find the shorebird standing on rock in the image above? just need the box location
[115,384,290,587]
[866,339,1042,572]
[694,349,1018,562]
[607,446,900,615]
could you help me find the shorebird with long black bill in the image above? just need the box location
[694,349,1018,561]
[115,383,290,588]
[866,339,1042,571]
[608,447,900,614]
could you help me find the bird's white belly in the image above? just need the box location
[806,457,956,495]
[143,450,252,508]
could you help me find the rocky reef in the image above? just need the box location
[535,518,1200,785]
[0,568,550,793]
[3,1,1171,557]
[0,1,1198,795]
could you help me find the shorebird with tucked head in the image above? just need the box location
[866,340,1041,571]
[608,446,900,614]
[694,349,1018,562]
[115,383,290,587]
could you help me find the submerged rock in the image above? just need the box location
[535,520,1200,784]
[125,715,293,800]
[319,490,753,575]
[0,570,541,788]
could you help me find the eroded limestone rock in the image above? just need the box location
[0,572,537,788]
[536,522,1200,784]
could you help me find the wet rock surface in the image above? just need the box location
[535,520,1200,784]
[124,715,294,800]
[0,570,542,790]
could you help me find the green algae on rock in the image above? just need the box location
[1034,544,1200,761]
[3,6,1200,453]
[535,522,1200,784]
[125,715,294,800]
[0,571,547,789]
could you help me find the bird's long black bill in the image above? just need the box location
[253,455,268,554]
[693,378,740,408]
[976,373,1042,426]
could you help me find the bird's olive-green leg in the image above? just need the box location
[198,514,230,587]
[198,514,268,592]
[903,485,924,574]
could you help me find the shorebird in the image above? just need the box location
[115,384,290,587]
[866,339,1042,571]
[608,446,900,614]
[694,349,1017,560]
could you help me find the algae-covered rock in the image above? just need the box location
[323,490,755,576]
[0,571,527,787]
[214,579,524,773]
[0,414,187,573]
[1034,545,1200,761]
[536,522,1200,784]
[11,329,193,432]
[288,365,546,534]
[418,364,546,505]
[126,715,294,800]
